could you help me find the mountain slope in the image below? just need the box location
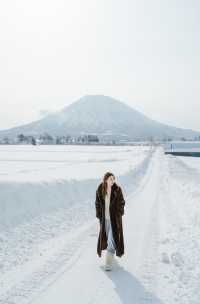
[0,95,199,140]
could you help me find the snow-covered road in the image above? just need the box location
[1,146,200,304]
[30,147,165,304]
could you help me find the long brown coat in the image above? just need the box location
[95,182,125,258]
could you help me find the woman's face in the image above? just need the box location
[106,175,115,187]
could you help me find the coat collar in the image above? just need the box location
[97,182,119,201]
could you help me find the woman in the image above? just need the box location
[95,172,125,271]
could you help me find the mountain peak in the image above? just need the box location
[73,94,124,106]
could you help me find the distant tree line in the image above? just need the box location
[0,133,200,145]
[0,133,100,145]
[161,136,200,142]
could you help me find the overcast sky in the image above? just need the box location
[0,0,199,131]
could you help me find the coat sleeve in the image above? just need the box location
[118,187,125,216]
[95,190,101,219]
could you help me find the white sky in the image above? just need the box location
[0,0,199,131]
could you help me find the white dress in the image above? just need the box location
[105,192,116,255]
[105,192,111,220]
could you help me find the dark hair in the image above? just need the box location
[102,172,115,199]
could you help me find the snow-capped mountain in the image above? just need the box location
[0,95,199,140]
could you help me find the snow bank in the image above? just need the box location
[0,146,153,230]
[155,154,200,303]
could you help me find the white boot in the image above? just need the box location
[104,253,114,271]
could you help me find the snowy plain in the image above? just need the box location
[0,144,199,304]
